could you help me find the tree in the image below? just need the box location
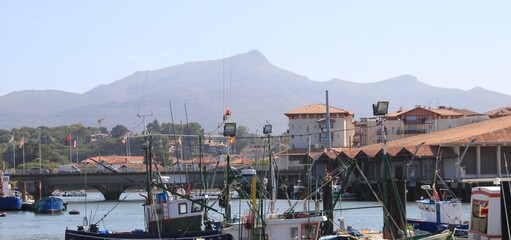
[110,125,129,138]
[147,120,161,134]
[99,127,109,134]
[234,125,260,153]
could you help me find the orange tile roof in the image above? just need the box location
[387,106,463,118]
[319,116,511,159]
[285,104,354,116]
[485,106,511,118]
[359,115,511,156]
[84,155,145,164]
[429,108,463,117]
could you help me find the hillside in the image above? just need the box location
[1,50,509,134]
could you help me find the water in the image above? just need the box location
[0,192,472,240]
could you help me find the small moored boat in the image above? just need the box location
[35,196,66,214]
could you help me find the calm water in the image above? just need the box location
[0,192,471,240]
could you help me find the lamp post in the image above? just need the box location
[374,101,396,238]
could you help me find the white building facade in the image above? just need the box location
[285,104,355,149]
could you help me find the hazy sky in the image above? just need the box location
[1,1,510,97]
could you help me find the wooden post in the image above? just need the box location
[322,173,333,235]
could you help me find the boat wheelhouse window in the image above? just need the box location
[191,201,203,212]
[178,203,187,214]
[301,223,318,239]
[290,227,299,239]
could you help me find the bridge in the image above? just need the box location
[10,170,304,201]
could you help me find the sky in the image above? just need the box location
[1,1,510,97]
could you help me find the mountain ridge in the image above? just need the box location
[1,51,508,134]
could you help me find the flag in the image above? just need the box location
[8,135,14,146]
[177,136,181,145]
[64,134,71,144]
[229,137,235,144]
[121,133,129,145]
[19,137,24,149]
[72,140,77,149]
[433,189,440,201]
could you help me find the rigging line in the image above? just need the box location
[184,103,196,186]
[169,100,181,185]
[137,72,149,117]
[354,163,404,233]
[94,194,130,225]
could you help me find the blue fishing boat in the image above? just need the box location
[0,170,22,211]
[407,185,468,237]
[35,196,66,214]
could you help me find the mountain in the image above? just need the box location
[1,50,510,134]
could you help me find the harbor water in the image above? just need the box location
[0,192,471,240]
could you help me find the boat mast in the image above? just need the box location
[222,109,235,224]
[264,123,276,214]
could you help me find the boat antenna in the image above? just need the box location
[137,72,153,135]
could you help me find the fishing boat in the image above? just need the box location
[291,179,307,200]
[0,170,22,211]
[406,186,468,237]
[35,196,66,214]
[221,123,327,240]
[64,134,223,240]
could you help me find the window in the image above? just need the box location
[301,223,318,239]
[178,203,187,214]
[405,116,417,124]
[191,202,202,212]
[290,227,299,239]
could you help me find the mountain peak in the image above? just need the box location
[229,50,268,64]
[382,74,418,83]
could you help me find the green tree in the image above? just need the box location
[99,127,109,134]
[110,125,129,138]
[147,120,161,134]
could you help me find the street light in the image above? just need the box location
[373,101,389,116]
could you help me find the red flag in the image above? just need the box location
[64,134,71,144]
[433,189,440,201]
[19,137,25,149]
[229,137,235,144]
[72,140,77,149]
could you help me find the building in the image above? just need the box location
[328,115,511,201]
[485,106,511,119]
[284,104,355,149]
[355,106,489,146]
[83,155,147,172]
[203,135,230,155]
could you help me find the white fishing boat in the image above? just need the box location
[221,123,327,240]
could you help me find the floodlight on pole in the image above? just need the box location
[373,101,389,116]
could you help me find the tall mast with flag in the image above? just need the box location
[19,137,25,173]
[8,134,15,172]
[73,136,78,163]
[65,133,71,163]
